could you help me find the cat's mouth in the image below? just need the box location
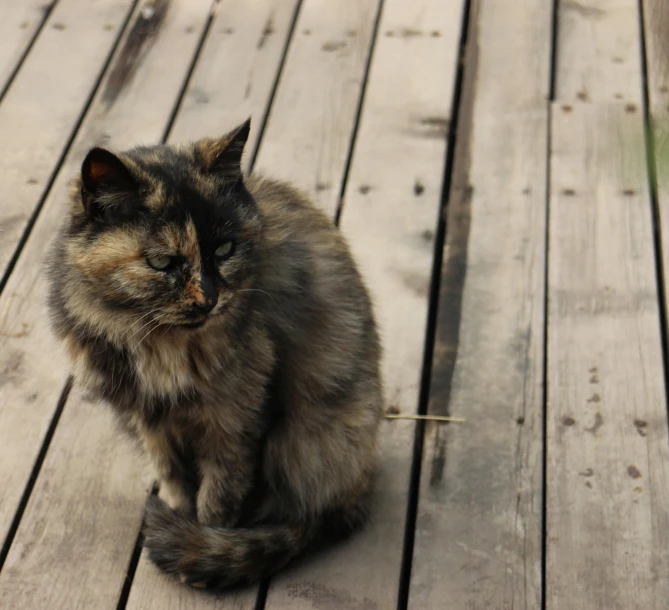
[178,318,208,329]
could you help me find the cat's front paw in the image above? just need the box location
[160,479,195,517]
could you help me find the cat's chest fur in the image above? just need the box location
[132,336,196,398]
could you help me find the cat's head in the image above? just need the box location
[55,119,262,340]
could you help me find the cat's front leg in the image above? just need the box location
[140,428,196,517]
[196,437,256,527]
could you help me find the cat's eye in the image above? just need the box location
[215,240,235,260]
[146,253,174,271]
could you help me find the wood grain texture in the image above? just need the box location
[253,0,380,217]
[263,0,466,607]
[556,0,643,104]
[0,2,215,608]
[168,0,301,172]
[0,0,135,279]
[0,0,52,95]
[408,0,551,607]
[546,104,669,610]
[0,387,152,609]
[125,1,301,608]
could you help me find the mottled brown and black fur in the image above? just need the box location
[46,119,382,589]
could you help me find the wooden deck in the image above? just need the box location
[0,0,668,607]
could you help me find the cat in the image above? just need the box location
[46,118,383,589]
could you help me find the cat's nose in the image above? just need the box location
[192,298,217,314]
[194,275,218,313]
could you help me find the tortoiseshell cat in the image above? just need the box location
[47,119,382,589]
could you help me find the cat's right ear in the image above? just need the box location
[80,148,137,215]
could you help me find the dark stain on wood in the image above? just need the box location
[576,89,589,101]
[562,188,576,196]
[315,182,330,192]
[562,104,573,113]
[257,16,275,49]
[102,0,170,107]
[322,40,347,52]
[625,103,636,113]
[358,184,372,195]
[516,416,525,425]
[387,27,422,38]
[414,180,425,195]
[385,405,400,415]
[52,22,66,31]
[634,419,648,437]
[585,412,603,436]
[563,416,576,426]
[627,465,642,479]
[0,350,25,389]
[415,116,450,139]
[579,468,594,477]
[623,189,636,196]
[398,269,428,298]
[429,432,446,485]
[190,87,209,104]
[426,9,480,486]
[586,393,600,403]
[286,581,378,610]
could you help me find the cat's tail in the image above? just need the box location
[142,495,366,589]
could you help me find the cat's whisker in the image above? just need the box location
[125,310,166,344]
[235,288,276,303]
[123,308,163,338]
[132,317,164,352]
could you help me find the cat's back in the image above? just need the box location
[246,174,380,401]
[246,174,372,316]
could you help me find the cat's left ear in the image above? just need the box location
[198,118,251,177]
[80,148,138,215]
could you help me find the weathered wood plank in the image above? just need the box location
[0,1,53,96]
[408,0,551,607]
[252,0,380,217]
[168,0,301,172]
[0,388,151,610]
[546,3,669,607]
[546,104,669,610]
[0,3,216,608]
[263,0,466,607]
[557,0,643,104]
[0,0,136,280]
[125,1,301,608]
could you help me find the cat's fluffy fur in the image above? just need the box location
[47,120,382,588]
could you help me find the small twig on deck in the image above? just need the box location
[384,414,466,423]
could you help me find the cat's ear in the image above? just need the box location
[80,148,137,214]
[198,118,251,177]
